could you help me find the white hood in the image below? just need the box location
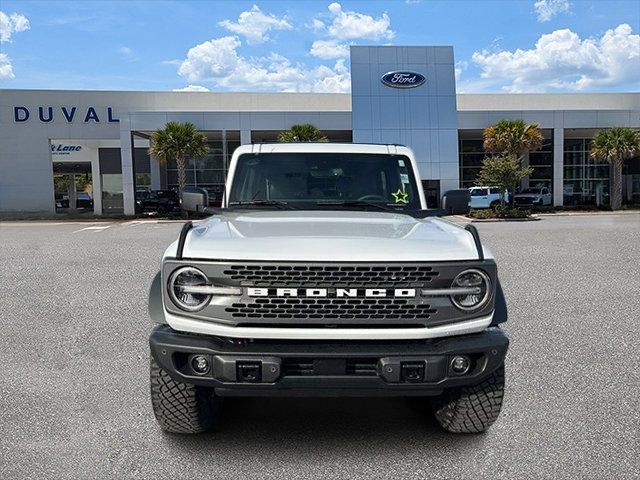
[166,211,488,262]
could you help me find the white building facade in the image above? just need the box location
[1,45,639,215]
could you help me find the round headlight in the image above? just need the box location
[450,269,491,311]
[168,266,212,312]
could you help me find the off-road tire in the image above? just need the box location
[150,357,220,434]
[490,200,501,211]
[432,364,505,433]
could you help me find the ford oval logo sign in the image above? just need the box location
[380,71,426,89]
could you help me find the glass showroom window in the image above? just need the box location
[459,133,553,190]
[563,138,610,206]
[102,174,124,213]
[459,139,488,189]
[631,174,640,204]
[528,134,553,190]
[166,134,240,199]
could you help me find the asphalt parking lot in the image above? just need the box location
[0,214,638,479]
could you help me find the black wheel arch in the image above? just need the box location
[490,278,508,326]
[149,271,167,324]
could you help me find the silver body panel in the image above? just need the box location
[160,143,494,340]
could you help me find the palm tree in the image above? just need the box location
[590,127,640,210]
[148,122,209,197]
[483,119,544,205]
[483,119,545,160]
[278,124,328,142]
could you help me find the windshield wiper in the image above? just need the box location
[315,200,397,211]
[228,200,296,210]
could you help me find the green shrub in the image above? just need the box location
[468,207,531,219]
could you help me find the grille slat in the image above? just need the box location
[226,297,436,320]
[223,264,438,288]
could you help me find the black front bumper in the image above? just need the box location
[149,325,509,397]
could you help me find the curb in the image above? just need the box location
[470,217,540,223]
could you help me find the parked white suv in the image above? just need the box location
[469,187,508,209]
[514,187,552,206]
[148,143,509,435]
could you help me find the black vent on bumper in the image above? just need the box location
[282,358,378,376]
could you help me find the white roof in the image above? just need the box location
[237,142,413,156]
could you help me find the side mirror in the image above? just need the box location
[181,186,209,213]
[441,189,471,215]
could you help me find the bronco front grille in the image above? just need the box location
[222,264,439,288]
[225,297,437,320]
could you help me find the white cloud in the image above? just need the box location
[177,35,350,93]
[178,36,243,82]
[455,60,468,82]
[533,0,571,22]
[310,40,350,60]
[118,46,136,61]
[0,52,14,79]
[219,5,291,45]
[173,85,211,92]
[471,24,640,92]
[308,3,394,60]
[325,2,394,41]
[0,11,30,42]
[309,18,325,32]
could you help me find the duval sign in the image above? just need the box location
[13,106,119,123]
[380,71,426,89]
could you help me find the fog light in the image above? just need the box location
[191,355,210,375]
[451,355,471,375]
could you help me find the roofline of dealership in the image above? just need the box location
[3,89,638,112]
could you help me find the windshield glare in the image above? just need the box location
[228,153,421,209]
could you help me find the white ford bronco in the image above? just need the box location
[148,143,509,434]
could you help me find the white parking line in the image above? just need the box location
[73,225,112,233]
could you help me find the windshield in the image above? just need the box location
[228,153,422,210]
[520,188,541,194]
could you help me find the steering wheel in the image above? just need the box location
[357,194,387,202]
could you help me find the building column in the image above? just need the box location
[119,116,136,215]
[553,127,564,206]
[91,151,103,215]
[68,174,77,211]
[150,155,161,190]
[240,130,251,145]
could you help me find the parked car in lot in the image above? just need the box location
[55,193,69,209]
[54,193,93,209]
[136,189,181,214]
[514,187,552,206]
[469,186,508,209]
[76,192,93,209]
[206,189,224,208]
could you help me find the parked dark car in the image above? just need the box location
[76,192,94,209]
[136,190,181,214]
[55,193,69,209]
[206,189,224,208]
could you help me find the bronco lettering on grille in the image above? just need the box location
[247,288,417,298]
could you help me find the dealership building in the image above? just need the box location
[1,45,639,215]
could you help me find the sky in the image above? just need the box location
[0,0,639,93]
